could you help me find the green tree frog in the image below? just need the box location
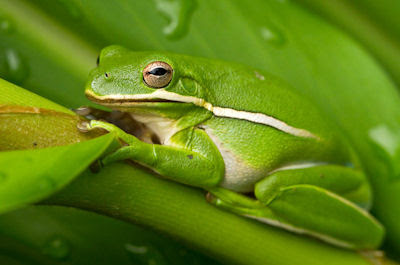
[84,45,384,249]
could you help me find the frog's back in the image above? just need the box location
[190,59,357,192]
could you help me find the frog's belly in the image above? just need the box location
[219,152,264,193]
[204,127,264,193]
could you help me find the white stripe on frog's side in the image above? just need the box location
[267,162,327,175]
[86,89,319,139]
[210,106,317,139]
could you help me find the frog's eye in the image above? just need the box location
[143,61,173,88]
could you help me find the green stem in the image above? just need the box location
[46,162,394,265]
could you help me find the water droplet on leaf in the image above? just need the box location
[0,17,13,34]
[254,71,265,80]
[1,48,29,85]
[370,125,400,156]
[369,125,400,181]
[260,25,286,46]
[42,236,71,260]
[125,243,166,265]
[155,0,196,40]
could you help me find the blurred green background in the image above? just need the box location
[1,0,400,264]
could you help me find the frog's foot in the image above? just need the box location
[208,165,384,250]
[84,121,224,188]
[84,120,144,166]
[207,188,265,211]
[86,120,140,145]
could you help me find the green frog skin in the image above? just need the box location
[84,45,384,250]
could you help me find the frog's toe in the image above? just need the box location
[89,120,114,131]
[77,120,110,133]
[76,120,91,133]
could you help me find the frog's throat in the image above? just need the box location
[86,89,319,140]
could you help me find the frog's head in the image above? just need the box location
[85,45,208,115]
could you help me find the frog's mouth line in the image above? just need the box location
[86,89,319,140]
[86,94,181,104]
[86,89,205,106]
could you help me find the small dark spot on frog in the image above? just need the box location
[187,155,193,160]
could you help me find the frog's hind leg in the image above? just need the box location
[208,165,384,249]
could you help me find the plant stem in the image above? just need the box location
[46,162,396,265]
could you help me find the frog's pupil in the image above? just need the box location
[149,67,167,76]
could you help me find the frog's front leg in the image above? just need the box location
[208,165,384,249]
[88,120,224,187]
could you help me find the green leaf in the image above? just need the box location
[0,78,103,150]
[0,133,113,214]
[0,78,72,114]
